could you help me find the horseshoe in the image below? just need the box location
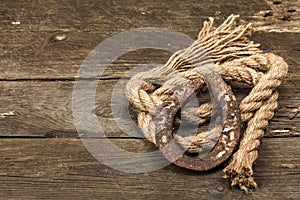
[153,76,241,171]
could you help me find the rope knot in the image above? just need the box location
[126,15,288,192]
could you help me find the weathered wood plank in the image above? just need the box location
[1,31,299,80]
[1,0,271,33]
[0,1,299,199]
[1,0,299,199]
[0,80,299,138]
[2,0,299,34]
[0,138,299,199]
[0,31,173,80]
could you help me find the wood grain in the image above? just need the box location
[1,31,299,80]
[1,0,300,199]
[0,0,269,33]
[0,80,299,138]
[0,138,299,199]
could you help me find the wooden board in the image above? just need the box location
[1,0,269,32]
[0,0,300,199]
[0,138,300,199]
[1,30,300,80]
[0,80,299,138]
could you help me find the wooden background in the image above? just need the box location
[1,0,300,199]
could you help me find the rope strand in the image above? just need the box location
[125,15,288,192]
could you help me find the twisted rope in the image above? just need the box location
[126,15,288,192]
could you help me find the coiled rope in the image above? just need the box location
[126,15,288,192]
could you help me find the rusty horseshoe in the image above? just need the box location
[153,70,241,171]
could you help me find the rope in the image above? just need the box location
[125,15,288,192]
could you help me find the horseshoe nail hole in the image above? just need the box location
[217,151,226,158]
